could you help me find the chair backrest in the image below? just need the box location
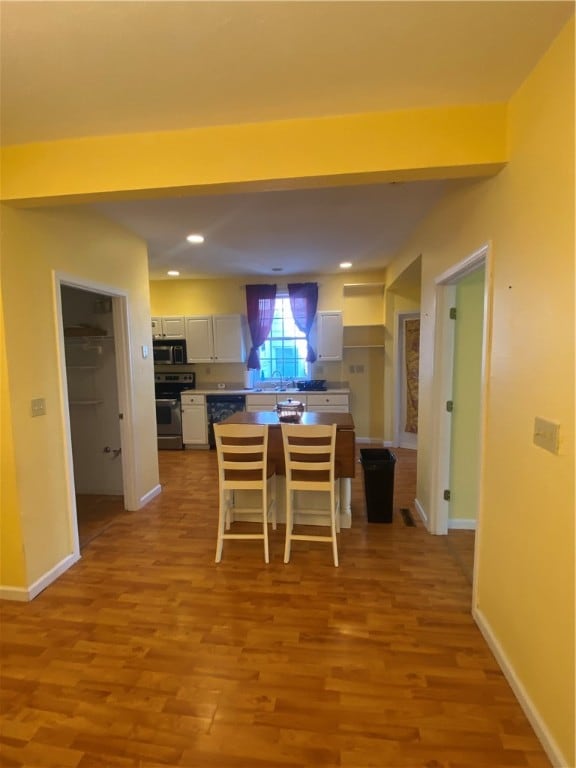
[214,423,269,489]
[281,423,337,489]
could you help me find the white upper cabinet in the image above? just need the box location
[184,316,214,361]
[185,314,247,363]
[151,316,185,339]
[315,311,343,361]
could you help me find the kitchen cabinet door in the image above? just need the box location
[316,311,343,361]
[182,402,208,445]
[212,315,247,362]
[245,394,277,412]
[185,316,214,362]
[185,314,247,363]
[152,316,185,339]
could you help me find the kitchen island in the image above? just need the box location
[219,410,355,527]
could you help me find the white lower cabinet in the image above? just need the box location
[181,393,208,446]
[246,394,282,412]
[245,392,350,413]
[306,393,349,412]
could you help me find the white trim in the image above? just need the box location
[414,497,428,527]
[0,553,80,602]
[355,437,389,445]
[139,484,162,508]
[0,586,30,602]
[447,518,477,530]
[429,244,492,543]
[28,553,80,600]
[111,295,139,510]
[473,607,569,768]
[54,272,139,567]
[53,275,81,560]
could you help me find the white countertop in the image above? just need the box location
[191,387,350,395]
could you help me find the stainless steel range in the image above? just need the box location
[154,372,195,450]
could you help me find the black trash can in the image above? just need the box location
[360,448,397,523]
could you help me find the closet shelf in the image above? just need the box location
[69,399,104,406]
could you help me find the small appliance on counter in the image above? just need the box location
[296,379,327,392]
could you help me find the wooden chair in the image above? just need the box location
[214,423,276,563]
[281,423,340,567]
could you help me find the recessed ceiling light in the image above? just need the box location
[340,262,352,269]
[167,270,180,276]
[186,233,205,244]
[272,267,283,272]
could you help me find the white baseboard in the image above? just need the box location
[473,606,569,768]
[448,518,477,530]
[0,585,30,601]
[0,552,80,602]
[355,437,387,445]
[139,483,162,508]
[414,497,428,527]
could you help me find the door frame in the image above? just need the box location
[429,243,493,547]
[394,311,420,449]
[54,273,138,557]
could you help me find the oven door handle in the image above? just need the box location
[156,398,179,407]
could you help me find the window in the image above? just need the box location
[255,296,308,383]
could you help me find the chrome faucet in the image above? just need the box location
[271,370,285,390]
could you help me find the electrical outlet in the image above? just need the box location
[533,417,560,454]
[31,398,46,417]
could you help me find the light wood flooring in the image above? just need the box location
[0,446,550,767]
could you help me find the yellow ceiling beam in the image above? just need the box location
[1,104,508,205]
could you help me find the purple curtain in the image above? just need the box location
[245,284,277,369]
[288,282,318,363]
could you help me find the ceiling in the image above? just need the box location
[1,1,572,280]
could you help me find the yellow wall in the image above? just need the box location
[386,20,574,764]
[1,105,507,205]
[449,267,485,522]
[0,279,27,588]
[1,15,572,761]
[1,205,159,589]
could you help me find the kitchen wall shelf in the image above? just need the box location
[343,325,385,349]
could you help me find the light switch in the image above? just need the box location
[31,398,46,417]
[142,344,149,359]
[533,417,560,454]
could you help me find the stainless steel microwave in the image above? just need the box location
[153,340,187,365]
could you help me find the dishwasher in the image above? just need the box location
[206,394,246,449]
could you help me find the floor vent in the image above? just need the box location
[400,508,416,527]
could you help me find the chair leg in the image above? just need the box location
[262,486,270,564]
[215,488,226,563]
[284,488,292,563]
[330,487,339,567]
[269,476,277,530]
[335,481,341,534]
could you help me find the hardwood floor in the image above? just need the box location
[76,495,126,549]
[0,446,551,767]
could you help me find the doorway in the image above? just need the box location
[429,245,492,594]
[58,279,132,551]
[396,312,420,449]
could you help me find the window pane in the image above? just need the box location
[255,296,307,382]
